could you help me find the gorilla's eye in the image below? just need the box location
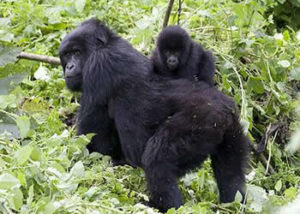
[164,51,170,56]
[74,50,81,56]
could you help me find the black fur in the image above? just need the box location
[151,26,215,86]
[59,19,249,212]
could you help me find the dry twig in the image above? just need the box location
[163,0,175,28]
[18,52,60,65]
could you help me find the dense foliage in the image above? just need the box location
[0,0,299,213]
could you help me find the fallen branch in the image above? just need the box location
[257,122,281,153]
[249,139,276,174]
[18,52,61,65]
[163,0,175,28]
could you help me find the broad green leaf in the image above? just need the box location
[0,173,20,189]
[85,186,98,198]
[75,0,86,13]
[17,171,26,186]
[278,60,291,68]
[0,30,14,42]
[284,187,298,200]
[286,130,300,154]
[234,191,243,202]
[10,187,23,210]
[15,116,30,138]
[14,145,33,165]
[0,45,21,67]
[290,67,300,80]
[43,202,57,214]
[247,76,265,94]
[70,161,85,178]
[181,173,197,187]
[27,185,34,205]
[222,74,232,91]
[30,146,41,161]
[283,30,290,42]
[34,65,50,81]
[0,94,16,109]
[247,185,268,212]
[275,179,282,192]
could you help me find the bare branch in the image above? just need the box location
[163,0,175,28]
[177,0,182,25]
[18,52,61,65]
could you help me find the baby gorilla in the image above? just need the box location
[151,26,215,86]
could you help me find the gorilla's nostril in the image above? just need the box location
[168,58,177,65]
[67,64,75,70]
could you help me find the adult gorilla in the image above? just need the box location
[59,19,249,212]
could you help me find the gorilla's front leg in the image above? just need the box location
[77,103,123,162]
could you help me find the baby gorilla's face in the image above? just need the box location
[163,50,180,70]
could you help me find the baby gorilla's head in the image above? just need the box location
[156,26,191,71]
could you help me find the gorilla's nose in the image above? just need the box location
[167,57,178,65]
[66,63,75,70]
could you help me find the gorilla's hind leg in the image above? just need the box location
[211,125,248,203]
[141,115,212,212]
[142,131,183,212]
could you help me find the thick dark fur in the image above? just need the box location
[59,19,249,212]
[151,26,215,86]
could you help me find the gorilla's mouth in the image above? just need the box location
[167,63,178,70]
[65,74,81,80]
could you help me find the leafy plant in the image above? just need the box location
[0,0,299,213]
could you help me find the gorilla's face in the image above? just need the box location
[162,50,180,71]
[59,19,110,91]
[157,26,191,72]
[59,41,85,91]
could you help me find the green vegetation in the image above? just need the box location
[0,0,299,213]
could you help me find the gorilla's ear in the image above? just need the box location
[96,35,107,47]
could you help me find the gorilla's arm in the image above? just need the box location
[196,48,215,87]
[77,99,123,161]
